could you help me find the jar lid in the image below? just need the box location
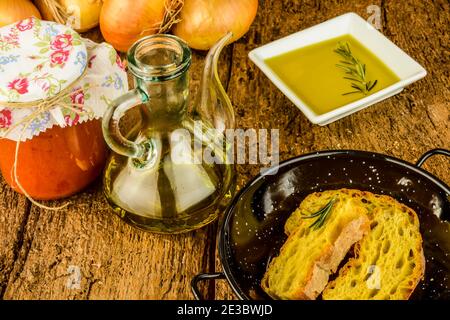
[0,18,87,103]
[0,19,129,142]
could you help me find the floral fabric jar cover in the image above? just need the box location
[0,17,128,141]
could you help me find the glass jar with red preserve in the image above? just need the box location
[0,18,128,200]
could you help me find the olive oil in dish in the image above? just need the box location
[264,34,400,115]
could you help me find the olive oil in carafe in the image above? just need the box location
[104,119,233,233]
[102,33,235,233]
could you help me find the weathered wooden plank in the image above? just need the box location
[1,183,212,299]
[214,0,449,299]
[0,179,30,298]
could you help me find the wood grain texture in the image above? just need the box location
[0,0,449,300]
[2,184,214,299]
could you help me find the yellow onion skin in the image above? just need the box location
[61,0,103,33]
[34,0,57,23]
[0,0,41,28]
[173,0,258,50]
[36,0,102,33]
[100,0,166,53]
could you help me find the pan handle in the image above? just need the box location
[191,272,226,300]
[415,149,450,167]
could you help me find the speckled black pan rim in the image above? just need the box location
[218,149,450,300]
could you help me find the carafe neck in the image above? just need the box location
[127,35,192,123]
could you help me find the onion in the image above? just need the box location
[0,0,41,28]
[35,0,103,33]
[100,0,167,53]
[173,0,258,50]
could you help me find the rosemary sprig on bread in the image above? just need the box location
[301,197,336,229]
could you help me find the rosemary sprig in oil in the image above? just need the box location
[334,42,378,96]
[301,197,336,230]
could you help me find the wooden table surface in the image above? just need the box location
[1,0,449,300]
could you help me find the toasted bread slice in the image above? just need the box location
[284,188,425,300]
[322,201,425,300]
[261,197,370,300]
[285,189,394,236]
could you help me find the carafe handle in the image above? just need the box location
[102,88,149,159]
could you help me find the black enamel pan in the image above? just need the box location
[192,149,450,300]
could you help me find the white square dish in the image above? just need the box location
[248,12,427,126]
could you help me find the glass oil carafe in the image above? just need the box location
[102,33,235,233]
